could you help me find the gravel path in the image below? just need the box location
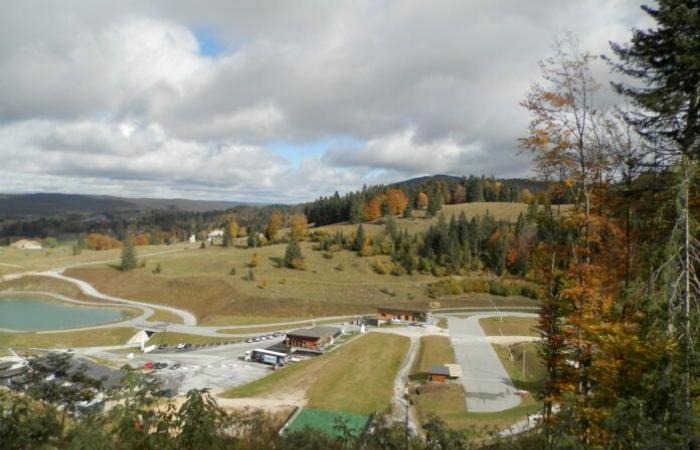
[447,312,538,413]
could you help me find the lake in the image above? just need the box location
[0,296,127,331]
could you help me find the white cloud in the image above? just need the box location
[0,1,652,202]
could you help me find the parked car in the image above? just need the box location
[175,343,186,350]
[169,363,181,370]
[253,337,261,342]
[157,344,168,350]
[245,338,254,343]
[272,332,282,337]
[142,361,154,370]
[154,362,168,369]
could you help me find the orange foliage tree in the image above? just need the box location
[385,189,409,215]
[132,234,150,246]
[363,197,382,221]
[85,233,121,251]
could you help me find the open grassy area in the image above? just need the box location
[316,202,540,238]
[410,336,455,383]
[492,342,544,393]
[0,242,189,276]
[226,333,409,415]
[413,383,541,434]
[147,308,185,324]
[0,327,137,351]
[63,243,442,325]
[144,331,242,346]
[411,341,545,433]
[479,317,539,337]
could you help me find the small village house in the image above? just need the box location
[428,364,462,383]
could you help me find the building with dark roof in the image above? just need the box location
[284,326,342,350]
[427,364,462,383]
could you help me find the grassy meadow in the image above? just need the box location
[412,341,544,433]
[0,327,138,351]
[2,203,543,327]
[409,336,456,383]
[316,202,537,237]
[479,316,539,337]
[226,332,409,415]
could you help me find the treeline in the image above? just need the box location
[303,175,569,227]
[0,204,296,244]
[314,203,542,278]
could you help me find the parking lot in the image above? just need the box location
[92,337,288,394]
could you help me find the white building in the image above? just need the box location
[207,229,224,239]
[188,234,196,243]
[10,239,42,250]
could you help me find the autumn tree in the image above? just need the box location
[223,222,239,248]
[264,212,283,242]
[288,213,308,241]
[385,188,409,215]
[416,192,429,209]
[363,197,382,221]
[85,233,121,251]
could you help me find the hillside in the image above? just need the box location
[0,193,250,217]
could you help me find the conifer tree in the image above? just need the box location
[120,237,138,271]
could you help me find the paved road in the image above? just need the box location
[447,312,538,413]
[390,336,420,434]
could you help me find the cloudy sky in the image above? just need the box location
[0,1,650,203]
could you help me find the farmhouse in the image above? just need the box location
[284,326,342,350]
[10,239,42,250]
[427,364,462,383]
[377,306,430,323]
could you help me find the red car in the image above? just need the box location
[142,361,154,370]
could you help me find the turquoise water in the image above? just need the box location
[0,296,127,331]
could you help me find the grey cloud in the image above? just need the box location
[0,1,650,201]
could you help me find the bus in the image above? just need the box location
[246,349,288,365]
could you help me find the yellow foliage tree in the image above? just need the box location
[265,212,283,241]
[289,213,308,241]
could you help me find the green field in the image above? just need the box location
[226,333,409,415]
[411,341,544,433]
[479,317,538,337]
[410,336,455,383]
[284,408,371,438]
[0,242,189,276]
[0,327,137,351]
[1,203,540,328]
[62,244,438,325]
[316,202,539,237]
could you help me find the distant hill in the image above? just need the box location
[0,193,248,218]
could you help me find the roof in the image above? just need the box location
[428,364,462,378]
[252,349,288,357]
[286,326,341,339]
[445,364,462,378]
[428,365,450,376]
[377,305,429,313]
